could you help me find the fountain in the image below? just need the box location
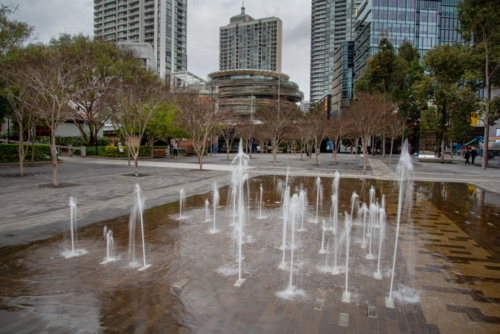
[179,189,188,220]
[342,212,352,303]
[318,219,327,254]
[278,186,290,269]
[312,177,322,223]
[232,140,249,287]
[330,172,340,232]
[296,189,307,232]
[204,199,211,222]
[366,203,379,260]
[128,184,151,271]
[287,194,299,292]
[63,196,85,258]
[386,139,414,308]
[210,182,220,234]
[360,203,368,249]
[374,207,386,280]
[257,183,267,219]
[100,228,115,265]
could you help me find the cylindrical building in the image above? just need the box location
[208,69,303,117]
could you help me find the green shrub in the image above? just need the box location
[0,144,52,163]
[105,146,119,157]
[85,146,106,156]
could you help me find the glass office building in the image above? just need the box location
[310,0,361,103]
[94,0,188,80]
[331,41,355,117]
[354,0,463,81]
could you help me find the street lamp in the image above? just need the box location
[250,84,255,120]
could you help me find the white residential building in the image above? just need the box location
[94,0,187,80]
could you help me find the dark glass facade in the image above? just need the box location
[354,0,463,81]
[332,41,355,117]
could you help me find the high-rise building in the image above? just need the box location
[331,41,355,117]
[354,0,463,81]
[93,0,188,80]
[310,0,360,103]
[219,6,282,72]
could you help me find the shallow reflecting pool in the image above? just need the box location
[0,176,499,334]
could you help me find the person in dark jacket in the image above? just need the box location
[463,147,471,164]
[471,147,477,164]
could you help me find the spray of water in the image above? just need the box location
[374,208,386,279]
[128,184,150,270]
[231,140,249,286]
[387,139,414,307]
[210,182,220,234]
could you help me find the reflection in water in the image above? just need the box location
[0,177,499,333]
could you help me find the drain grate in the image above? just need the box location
[339,313,349,327]
[172,279,190,288]
[368,306,378,318]
[313,299,324,310]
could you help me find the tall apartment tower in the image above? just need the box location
[310,0,360,103]
[93,0,188,80]
[219,6,282,72]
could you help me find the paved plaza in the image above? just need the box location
[0,152,499,334]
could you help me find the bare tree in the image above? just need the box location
[305,112,330,166]
[174,88,231,170]
[70,36,135,146]
[216,118,236,161]
[0,73,39,176]
[11,40,84,186]
[327,114,348,165]
[345,92,393,171]
[384,111,406,163]
[289,118,308,161]
[234,116,256,158]
[256,98,298,167]
[110,67,168,176]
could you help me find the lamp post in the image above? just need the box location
[250,84,255,120]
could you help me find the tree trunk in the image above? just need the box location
[390,137,394,164]
[198,143,205,171]
[226,139,230,161]
[382,135,386,158]
[30,126,36,166]
[315,140,319,166]
[273,141,277,167]
[18,121,24,176]
[355,138,359,160]
[50,133,59,186]
[249,138,252,159]
[134,154,139,176]
[300,144,304,160]
[363,137,369,171]
[483,39,491,170]
[150,138,154,159]
[441,132,445,164]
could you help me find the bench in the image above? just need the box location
[153,149,166,155]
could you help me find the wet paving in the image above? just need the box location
[0,176,499,334]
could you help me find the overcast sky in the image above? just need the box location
[9,0,312,101]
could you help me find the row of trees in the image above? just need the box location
[223,93,405,171]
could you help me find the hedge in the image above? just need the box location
[0,144,52,163]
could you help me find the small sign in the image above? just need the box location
[327,141,332,150]
[117,142,124,153]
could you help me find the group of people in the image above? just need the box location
[463,146,478,164]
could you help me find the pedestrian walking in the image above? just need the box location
[213,144,217,156]
[463,147,471,164]
[173,141,178,158]
[471,147,477,164]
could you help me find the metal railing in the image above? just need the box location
[0,140,86,157]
